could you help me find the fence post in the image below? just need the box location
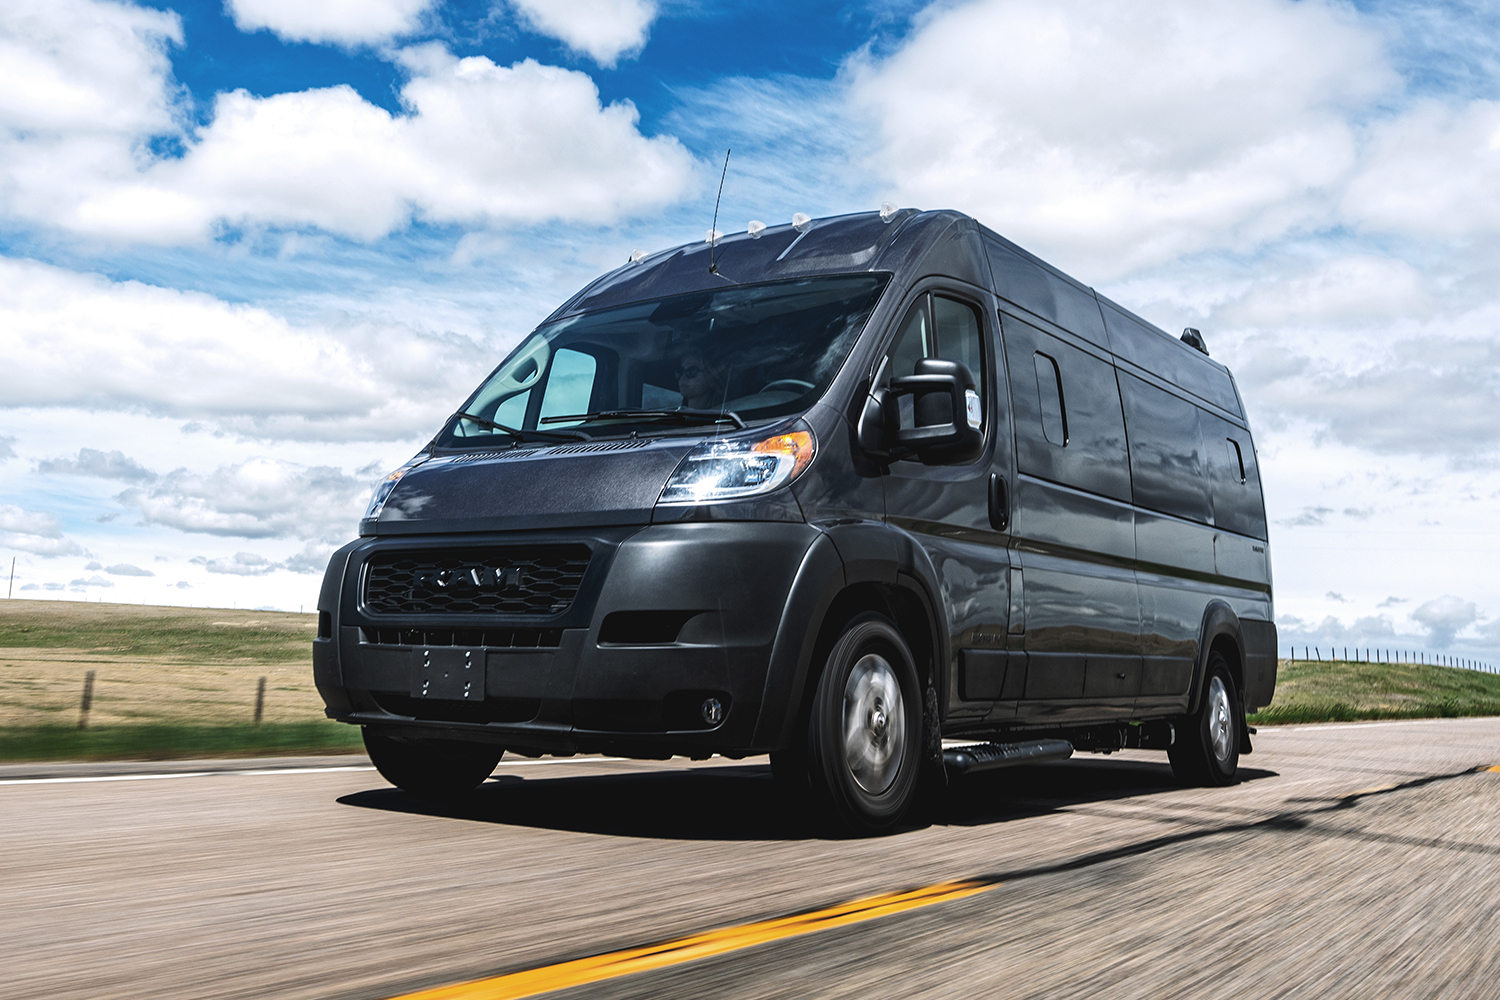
[254,676,266,725]
[78,670,95,730]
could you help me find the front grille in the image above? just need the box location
[361,627,563,648]
[363,546,590,616]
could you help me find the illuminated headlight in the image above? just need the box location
[363,455,429,521]
[658,424,816,505]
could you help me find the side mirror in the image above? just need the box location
[862,358,982,464]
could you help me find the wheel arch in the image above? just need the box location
[1189,600,1245,715]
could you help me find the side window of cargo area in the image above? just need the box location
[887,293,986,455]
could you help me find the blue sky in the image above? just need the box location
[3,0,1500,662]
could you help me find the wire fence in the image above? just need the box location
[1283,646,1496,674]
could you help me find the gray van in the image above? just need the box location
[313,209,1276,831]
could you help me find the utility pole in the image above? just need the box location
[7,556,13,599]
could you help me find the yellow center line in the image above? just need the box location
[386,878,996,1000]
[1484,765,1500,773]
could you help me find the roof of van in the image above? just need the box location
[543,209,1243,417]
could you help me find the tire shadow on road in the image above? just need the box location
[335,757,1277,840]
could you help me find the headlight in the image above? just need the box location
[362,454,429,521]
[658,424,816,505]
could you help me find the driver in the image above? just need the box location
[675,348,727,410]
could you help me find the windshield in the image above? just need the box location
[435,273,890,447]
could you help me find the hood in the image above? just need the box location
[373,438,698,534]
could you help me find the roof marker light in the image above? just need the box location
[628,249,646,262]
[747,220,766,238]
[880,201,898,222]
[705,228,722,245]
[792,213,812,233]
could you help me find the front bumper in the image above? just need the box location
[315,521,822,757]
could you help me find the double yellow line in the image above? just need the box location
[390,878,995,1000]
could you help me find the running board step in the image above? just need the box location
[942,739,1074,776]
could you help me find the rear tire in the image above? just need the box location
[363,729,503,799]
[1169,654,1241,787]
[805,614,922,832]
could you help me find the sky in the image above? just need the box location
[2,0,1500,662]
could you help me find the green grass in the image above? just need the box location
[0,600,314,662]
[1248,658,1500,725]
[0,721,365,763]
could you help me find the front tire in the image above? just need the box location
[1169,654,1241,786]
[363,729,503,799]
[806,614,922,832]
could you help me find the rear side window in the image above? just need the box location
[1202,410,1268,539]
[1119,373,1212,524]
[1003,314,1130,501]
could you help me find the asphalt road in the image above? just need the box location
[4,717,1499,1000]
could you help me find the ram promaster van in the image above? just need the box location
[314,209,1276,831]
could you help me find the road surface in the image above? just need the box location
[3,717,1499,999]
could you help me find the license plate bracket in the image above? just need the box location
[410,647,485,701]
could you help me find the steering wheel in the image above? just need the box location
[760,379,815,394]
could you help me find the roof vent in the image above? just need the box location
[1181,328,1209,355]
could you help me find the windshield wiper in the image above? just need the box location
[452,412,591,442]
[540,408,747,430]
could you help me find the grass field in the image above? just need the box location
[3,599,1498,760]
[0,599,360,761]
[1248,657,1500,725]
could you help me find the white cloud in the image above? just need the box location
[37,448,158,481]
[845,0,1395,276]
[104,562,154,576]
[117,457,370,541]
[0,0,182,229]
[1345,99,1500,239]
[1412,595,1479,648]
[225,0,436,46]
[195,551,279,575]
[0,504,84,557]
[0,1,696,243]
[70,574,114,588]
[0,256,494,442]
[510,0,658,67]
[0,436,16,459]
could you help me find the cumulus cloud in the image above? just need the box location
[0,436,16,459]
[37,448,157,481]
[174,579,191,588]
[0,1,696,243]
[104,563,153,576]
[193,551,279,576]
[1412,595,1479,647]
[0,504,84,557]
[510,0,658,67]
[846,0,1395,275]
[0,257,493,441]
[117,457,369,541]
[284,540,338,574]
[226,0,436,46]
[70,574,113,588]
[1344,99,1500,239]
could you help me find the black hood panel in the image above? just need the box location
[376,441,695,534]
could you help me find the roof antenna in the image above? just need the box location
[708,147,730,274]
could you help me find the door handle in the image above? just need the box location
[988,473,1009,532]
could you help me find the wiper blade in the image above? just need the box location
[540,408,747,430]
[452,412,590,442]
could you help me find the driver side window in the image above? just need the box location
[886,293,986,452]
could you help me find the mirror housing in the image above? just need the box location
[860,358,983,464]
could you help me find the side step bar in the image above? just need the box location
[942,739,1074,776]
